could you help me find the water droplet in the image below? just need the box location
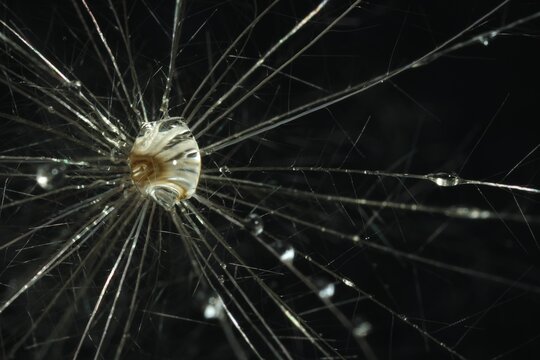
[272,240,295,265]
[36,163,66,190]
[426,172,461,187]
[69,80,82,90]
[479,36,490,46]
[46,106,55,114]
[219,166,231,174]
[244,213,263,236]
[129,118,201,209]
[448,206,489,219]
[478,31,498,47]
[314,278,335,299]
[352,317,372,338]
[203,295,224,320]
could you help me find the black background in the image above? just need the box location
[1,0,540,359]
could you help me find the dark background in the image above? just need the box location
[1,0,540,359]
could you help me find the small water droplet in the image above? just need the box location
[36,164,65,190]
[352,317,372,338]
[479,36,490,46]
[46,106,55,114]
[69,80,82,90]
[245,213,263,236]
[272,240,295,265]
[478,31,498,47]
[203,295,224,320]
[448,206,489,219]
[427,172,461,187]
[314,278,335,299]
[219,166,231,174]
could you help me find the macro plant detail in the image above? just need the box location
[1,0,540,359]
[128,118,201,210]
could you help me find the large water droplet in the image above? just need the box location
[426,172,461,187]
[129,118,201,209]
[245,213,263,236]
[36,164,66,190]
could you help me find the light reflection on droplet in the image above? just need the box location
[352,317,372,338]
[272,240,295,265]
[36,164,66,190]
[245,213,263,236]
[203,295,224,320]
[427,172,461,187]
[314,278,335,299]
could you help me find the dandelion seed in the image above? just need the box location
[1,1,540,359]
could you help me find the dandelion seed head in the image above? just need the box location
[128,118,201,210]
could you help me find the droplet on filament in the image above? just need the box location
[426,172,461,187]
[245,213,264,235]
[129,117,201,210]
[36,163,66,190]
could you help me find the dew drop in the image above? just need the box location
[272,240,295,265]
[478,31,498,47]
[245,213,264,236]
[426,172,461,187]
[479,36,490,46]
[203,295,224,320]
[352,317,373,338]
[448,206,490,219]
[219,166,231,175]
[314,278,335,299]
[36,163,66,190]
[69,80,82,90]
